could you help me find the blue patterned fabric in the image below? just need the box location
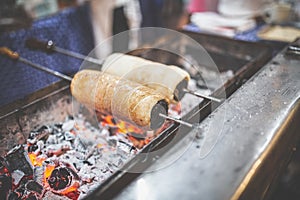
[183,23,265,42]
[0,3,94,106]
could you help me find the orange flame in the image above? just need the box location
[44,164,56,184]
[59,182,80,195]
[98,114,151,148]
[100,114,143,134]
[28,153,46,167]
[96,104,184,149]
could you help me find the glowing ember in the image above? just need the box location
[99,113,144,134]
[44,163,56,184]
[2,101,181,199]
[45,165,80,198]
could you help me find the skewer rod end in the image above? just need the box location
[0,47,19,59]
[159,113,194,128]
[183,88,223,103]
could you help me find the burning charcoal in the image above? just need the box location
[5,145,33,176]
[47,167,76,191]
[48,169,71,190]
[0,174,12,199]
[45,165,80,199]
[25,180,43,195]
[5,109,163,199]
[11,170,25,185]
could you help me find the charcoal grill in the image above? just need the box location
[0,31,279,199]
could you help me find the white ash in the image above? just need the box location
[34,166,44,185]
[43,191,69,200]
[62,120,75,132]
[11,170,25,185]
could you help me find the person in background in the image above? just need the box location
[89,0,141,58]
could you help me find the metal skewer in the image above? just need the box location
[0,47,196,129]
[183,88,222,103]
[25,38,223,103]
[0,47,72,81]
[159,113,194,128]
[25,38,103,65]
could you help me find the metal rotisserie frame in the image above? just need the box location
[0,31,272,199]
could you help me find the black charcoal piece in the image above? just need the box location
[0,174,12,199]
[7,191,20,200]
[27,144,38,153]
[48,167,72,190]
[25,180,43,195]
[5,145,33,176]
